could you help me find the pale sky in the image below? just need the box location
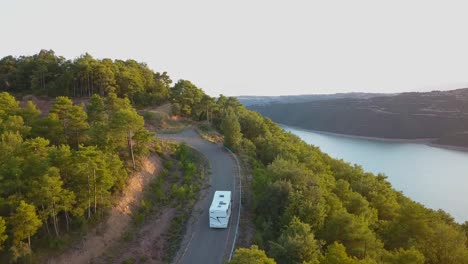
[2,0,468,96]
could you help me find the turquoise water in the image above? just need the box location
[283,125,468,222]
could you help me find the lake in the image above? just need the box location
[283,125,468,223]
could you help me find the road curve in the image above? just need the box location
[159,129,240,264]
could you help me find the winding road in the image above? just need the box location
[159,129,241,264]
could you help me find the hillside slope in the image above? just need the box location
[249,88,468,147]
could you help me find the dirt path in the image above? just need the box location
[48,155,160,264]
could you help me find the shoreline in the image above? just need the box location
[281,124,468,152]
[427,143,468,152]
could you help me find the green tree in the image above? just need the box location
[270,217,322,264]
[321,210,382,259]
[152,72,172,103]
[72,53,97,97]
[0,115,31,137]
[87,94,110,148]
[221,108,242,151]
[334,180,377,224]
[30,49,64,96]
[420,220,468,264]
[104,91,132,114]
[238,110,267,140]
[109,108,145,169]
[114,59,146,101]
[170,80,204,118]
[0,132,25,196]
[320,242,358,264]
[31,113,67,145]
[383,247,424,264]
[30,167,76,236]
[18,100,41,127]
[72,146,115,219]
[86,94,106,123]
[0,55,17,91]
[48,144,72,179]
[50,96,89,147]
[0,92,19,119]
[10,201,42,249]
[229,245,276,264]
[91,59,117,96]
[256,180,293,242]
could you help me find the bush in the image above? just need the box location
[160,168,169,178]
[142,111,168,127]
[198,123,211,132]
[154,141,164,156]
[183,162,196,177]
[154,186,164,203]
[141,199,152,213]
[164,160,174,170]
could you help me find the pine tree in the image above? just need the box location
[109,108,145,169]
[30,167,76,237]
[10,201,42,249]
[221,108,242,151]
[320,242,358,264]
[229,245,276,264]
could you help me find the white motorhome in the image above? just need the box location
[209,191,232,228]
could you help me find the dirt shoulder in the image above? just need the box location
[93,140,209,264]
[110,207,178,264]
[47,155,161,264]
[235,153,256,249]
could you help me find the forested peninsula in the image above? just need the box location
[0,50,468,264]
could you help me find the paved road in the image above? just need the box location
[159,129,240,264]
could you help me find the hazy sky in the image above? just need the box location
[2,0,468,96]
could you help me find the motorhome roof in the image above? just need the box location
[209,191,231,212]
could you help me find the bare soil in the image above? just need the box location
[106,145,209,264]
[154,103,172,115]
[112,207,177,264]
[47,155,160,264]
[19,95,90,115]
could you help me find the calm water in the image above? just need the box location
[283,125,468,223]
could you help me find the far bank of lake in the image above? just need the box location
[283,125,468,223]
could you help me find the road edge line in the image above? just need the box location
[225,147,242,261]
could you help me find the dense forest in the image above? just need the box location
[0,49,171,105]
[1,51,468,263]
[0,90,154,262]
[249,89,468,148]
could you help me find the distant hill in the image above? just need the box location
[237,92,393,106]
[247,88,468,148]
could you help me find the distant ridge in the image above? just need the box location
[246,88,468,148]
[237,92,396,106]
